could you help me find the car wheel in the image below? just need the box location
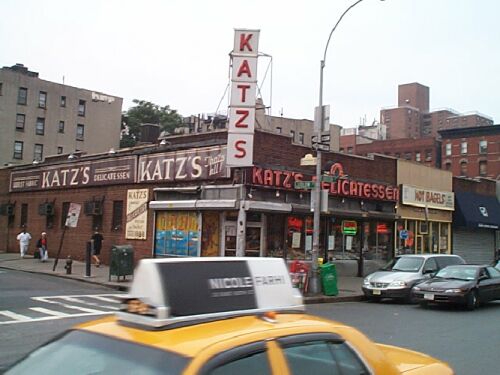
[466,290,479,311]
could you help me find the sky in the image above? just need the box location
[1,0,499,128]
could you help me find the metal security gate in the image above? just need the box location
[452,228,494,264]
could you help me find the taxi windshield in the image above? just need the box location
[382,256,424,272]
[6,330,189,375]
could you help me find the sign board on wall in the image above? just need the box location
[126,189,149,240]
[65,203,81,228]
[226,29,260,167]
[401,185,454,211]
[10,156,137,192]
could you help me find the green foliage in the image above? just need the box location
[120,99,183,148]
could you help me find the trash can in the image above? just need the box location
[320,263,338,296]
[109,245,134,282]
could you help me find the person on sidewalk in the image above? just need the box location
[91,230,103,267]
[36,232,49,262]
[16,228,32,258]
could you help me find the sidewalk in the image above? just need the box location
[0,252,365,304]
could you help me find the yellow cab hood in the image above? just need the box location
[376,343,454,374]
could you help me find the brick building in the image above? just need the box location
[439,125,500,180]
[381,83,493,139]
[0,63,122,167]
[354,137,442,168]
[0,129,400,276]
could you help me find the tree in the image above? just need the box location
[120,99,183,148]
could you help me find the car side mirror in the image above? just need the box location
[423,269,436,275]
[478,275,488,282]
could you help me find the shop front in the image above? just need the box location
[452,191,500,264]
[396,160,454,256]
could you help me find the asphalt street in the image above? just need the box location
[308,300,500,375]
[0,269,123,369]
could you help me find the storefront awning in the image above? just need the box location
[244,201,292,213]
[149,200,238,210]
[454,192,500,230]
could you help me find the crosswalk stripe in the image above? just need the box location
[29,307,71,317]
[0,310,32,321]
[88,295,122,303]
[55,304,105,314]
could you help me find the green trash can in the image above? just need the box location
[320,263,338,296]
[109,245,134,282]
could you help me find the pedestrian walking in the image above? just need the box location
[36,232,49,262]
[16,228,32,258]
[91,230,103,267]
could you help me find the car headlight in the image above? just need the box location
[444,288,464,293]
[363,278,370,286]
[389,280,407,287]
[413,286,421,291]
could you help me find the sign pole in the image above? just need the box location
[52,225,67,271]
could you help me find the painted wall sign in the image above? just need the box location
[248,164,399,202]
[126,189,149,240]
[138,146,228,183]
[65,203,82,228]
[401,185,454,211]
[226,28,260,167]
[9,156,137,192]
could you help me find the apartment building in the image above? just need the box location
[0,64,122,166]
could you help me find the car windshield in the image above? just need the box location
[435,266,477,281]
[6,330,189,375]
[382,257,424,272]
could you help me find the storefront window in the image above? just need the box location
[266,214,285,258]
[155,211,199,257]
[201,212,220,257]
[245,227,261,257]
[287,216,310,260]
[363,221,393,264]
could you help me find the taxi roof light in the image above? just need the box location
[117,257,304,329]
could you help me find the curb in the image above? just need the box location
[304,295,365,304]
[0,264,130,292]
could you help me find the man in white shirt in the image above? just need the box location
[16,228,32,258]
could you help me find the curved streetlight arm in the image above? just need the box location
[322,0,365,65]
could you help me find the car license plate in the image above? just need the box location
[372,289,381,295]
[424,293,434,300]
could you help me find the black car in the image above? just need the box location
[412,265,500,310]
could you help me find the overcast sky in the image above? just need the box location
[1,0,499,128]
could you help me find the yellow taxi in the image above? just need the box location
[6,258,454,375]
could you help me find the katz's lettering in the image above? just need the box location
[250,165,399,202]
[235,109,249,128]
[239,33,254,52]
[42,167,90,188]
[234,140,247,158]
[237,84,251,103]
[237,60,252,78]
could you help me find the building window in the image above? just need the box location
[76,124,85,140]
[347,147,354,154]
[112,201,123,231]
[276,127,282,134]
[78,100,86,116]
[38,91,47,108]
[34,144,43,161]
[14,141,24,159]
[460,141,467,155]
[479,160,487,176]
[339,148,344,153]
[404,152,412,160]
[0,82,3,95]
[61,202,70,228]
[425,150,432,161]
[395,153,400,158]
[16,114,25,131]
[17,87,28,105]
[57,146,63,154]
[460,161,467,176]
[298,132,304,144]
[58,121,65,133]
[445,162,451,170]
[290,130,295,142]
[445,143,451,156]
[60,96,66,107]
[479,140,487,154]
[36,117,45,135]
[20,203,28,228]
[415,152,421,162]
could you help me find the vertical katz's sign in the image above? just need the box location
[227,29,260,167]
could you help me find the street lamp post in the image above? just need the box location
[309,0,368,294]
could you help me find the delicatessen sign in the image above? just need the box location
[248,163,399,202]
[10,157,136,192]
